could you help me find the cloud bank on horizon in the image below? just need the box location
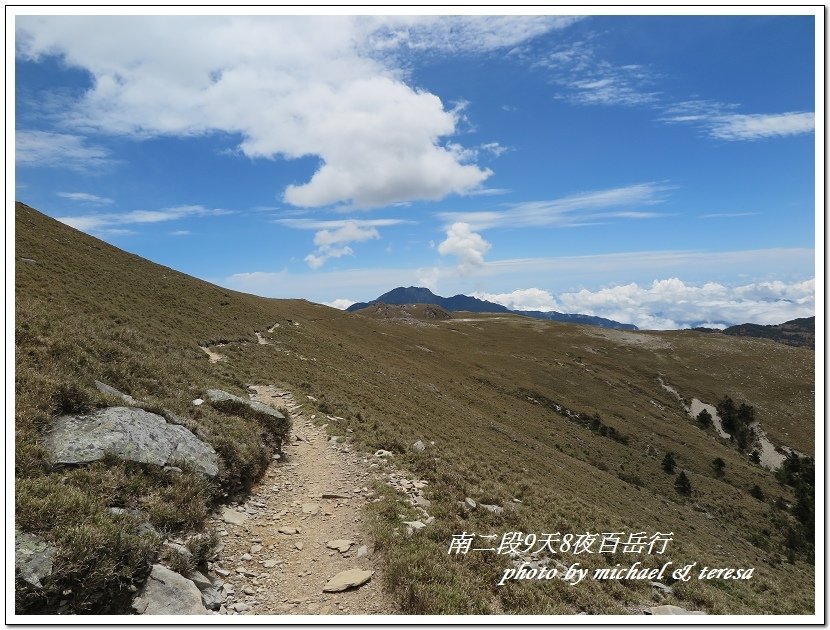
[14,12,818,329]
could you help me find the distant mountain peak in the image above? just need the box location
[347,286,637,330]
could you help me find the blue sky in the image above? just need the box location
[13,12,819,328]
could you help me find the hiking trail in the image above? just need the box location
[207,385,399,615]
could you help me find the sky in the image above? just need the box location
[12,11,820,329]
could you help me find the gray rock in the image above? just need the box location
[374,449,393,458]
[232,602,251,612]
[15,529,56,588]
[205,389,289,450]
[164,542,193,562]
[278,526,299,535]
[650,581,673,595]
[250,544,263,554]
[480,504,504,514]
[199,584,225,610]
[322,492,350,499]
[322,569,374,593]
[44,407,218,477]
[108,507,159,537]
[221,508,248,526]
[132,564,206,615]
[356,545,369,558]
[326,539,354,553]
[648,605,706,615]
[263,559,279,568]
[188,571,213,590]
[412,440,426,452]
[192,398,204,406]
[94,380,139,405]
[403,521,426,536]
[412,495,432,508]
[464,497,477,510]
[205,389,285,421]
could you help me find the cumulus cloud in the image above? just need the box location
[472,287,559,311]
[438,222,491,272]
[475,278,815,330]
[15,16,572,208]
[304,220,380,269]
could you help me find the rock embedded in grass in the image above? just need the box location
[94,380,140,405]
[44,407,219,476]
[132,564,207,615]
[15,529,56,588]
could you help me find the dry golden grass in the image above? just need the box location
[15,202,814,614]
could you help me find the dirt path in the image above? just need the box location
[207,385,399,616]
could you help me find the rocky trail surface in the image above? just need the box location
[205,385,400,615]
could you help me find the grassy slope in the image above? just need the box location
[15,202,815,614]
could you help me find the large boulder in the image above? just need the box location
[132,564,207,615]
[15,529,56,588]
[44,407,219,477]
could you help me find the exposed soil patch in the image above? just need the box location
[200,345,226,363]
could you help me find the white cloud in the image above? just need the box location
[439,182,669,230]
[169,230,192,236]
[699,212,758,219]
[540,43,814,143]
[707,112,815,141]
[539,41,660,107]
[221,247,815,313]
[363,16,580,54]
[662,103,814,140]
[322,298,356,310]
[56,205,231,232]
[57,191,113,204]
[304,220,380,269]
[472,287,559,312]
[274,218,411,230]
[16,16,572,207]
[475,278,815,330]
[438,222,491,272]
[16,130,114,171]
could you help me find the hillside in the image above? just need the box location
[723,317,815,348]
[514,310,638,330]
[15,202,815,616]
[353,303,453,325]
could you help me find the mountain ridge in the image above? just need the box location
[346,286,638,330]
